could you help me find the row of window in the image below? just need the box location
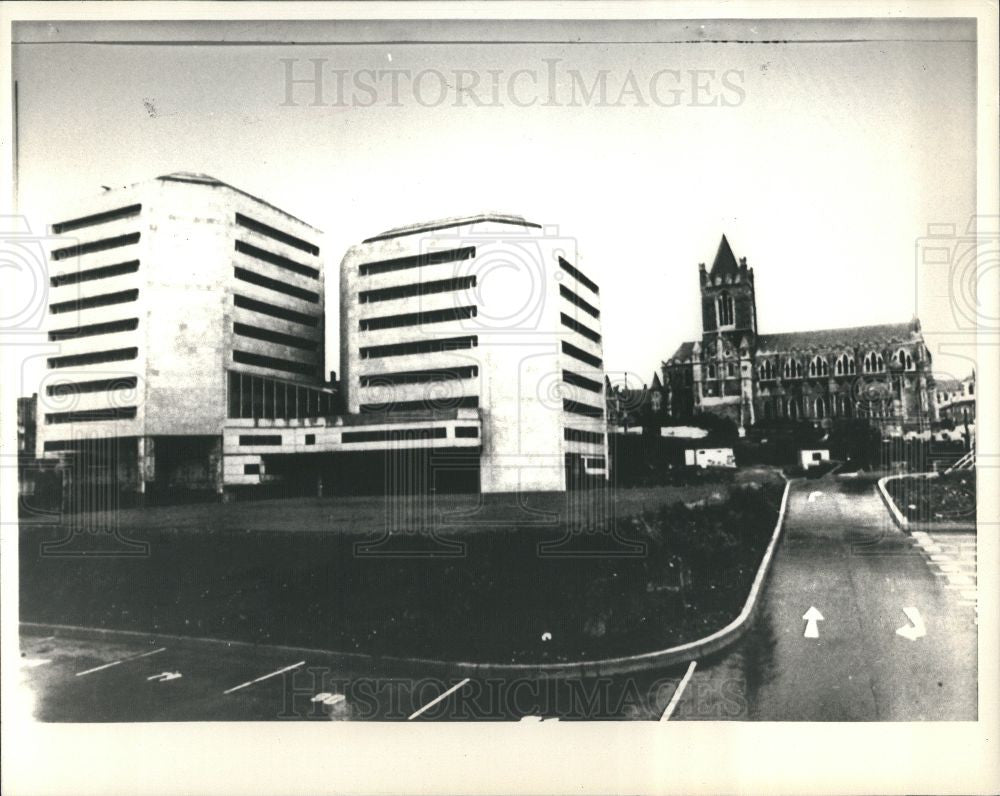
[562,369,603,394]
[51,232,140,262]
[235,213,319,256]
[227,370,335,420]
[706,362,739,380]
[359,396,480,413]
[563,398,604,419]
[234,266,320,304]
[45,406,138,425]
[46,375,138,397]
[359,275,476,304]
[233,321,318,352]
[558,257,599,294]
[234,293,320,327]
[360,334,477,360]
[359,305,476,332]
[50,259,140,288]
[52,203,142,235]
[757,351,917,381]
[360,365,479,387]
[48,346,137,370]
[49,317,139,342]
[232,350,317,378]
[237,425,479,447]
[760,395,897,421]
[559,285,600,319]
[235,240,319,280]
[359,246,476,277]
[564,427,604,445]
[560,313,601,344]
[562,340,603,369]
[50,288,138,315]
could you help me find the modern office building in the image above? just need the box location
[224,213,609,495]
[38,172,333,502]
[38,177,606,500]
[343,214,608,492]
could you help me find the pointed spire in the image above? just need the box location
[652,372,663,389]
[709,234,740,278]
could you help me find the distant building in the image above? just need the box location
[606,374,663,430]
[663,235,937,434]
[935,371,976,425]
[38,173,334,502]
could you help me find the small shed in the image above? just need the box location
[799,449,831,469]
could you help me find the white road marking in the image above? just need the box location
[311,692,346,707]
[223,661,305,695]
[21,658,52,669]
[146,671,183,682]
[660,660,697,721]
[803,606,824,638]
[807,491,824,503]
[896,607,927,641]
[75,647,166,676]
[407,678,471,720]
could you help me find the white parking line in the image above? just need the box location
[660,660,697,721]
[407,678,471,720]
[75,647,166,677]
[223,661,305,695]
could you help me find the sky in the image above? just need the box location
[12,19,978,395]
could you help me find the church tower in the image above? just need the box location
[694,235,758,430]
[699,234,757,348]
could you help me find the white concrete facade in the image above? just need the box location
[38,173,328,495]
[339,214,608,493]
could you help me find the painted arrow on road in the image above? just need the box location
[895,607,927,641]
[147,671,183,682]
[803,606,824,638]
[807,491,824,503]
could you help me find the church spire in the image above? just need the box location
[709,234,740,278]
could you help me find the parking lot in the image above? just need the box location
[18,627,704,722]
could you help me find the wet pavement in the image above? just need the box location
[17,474,977,722]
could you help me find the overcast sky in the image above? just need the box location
[13,20,978,395]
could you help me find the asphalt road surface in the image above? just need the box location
[17,473,977,722]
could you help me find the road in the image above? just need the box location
[17,473,977,721]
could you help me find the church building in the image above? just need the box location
[663,236,937,434]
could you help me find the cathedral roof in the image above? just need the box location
[755,321,919,353]
[667,340,695,362]
[667,320,921,363]
[933,376,962,392]
[709,234,740,278]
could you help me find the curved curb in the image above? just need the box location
[877,472,943,530]
[877,472,976,534]
[22,480,792,679]
[877,474,913,529]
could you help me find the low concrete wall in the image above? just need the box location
[22,478,793,679]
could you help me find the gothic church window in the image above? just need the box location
[892,348,915,371]
[835,353,856,376]
[809,356,830,377]
[717,292,735,327]
[863,351,885,374]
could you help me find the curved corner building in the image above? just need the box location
[340,214,608,493]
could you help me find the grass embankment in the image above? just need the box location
[886,470,976,524]
[21,470,784,664]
